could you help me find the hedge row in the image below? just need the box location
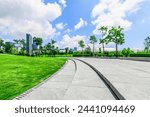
[130,54,150,57]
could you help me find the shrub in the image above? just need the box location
[122,48,132,57]
[130,54,150,57]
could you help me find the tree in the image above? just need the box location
[85,45,92,55]
[46,43,52,56]
[0,38,4,51]
[144,36,150,52]
[33,37,43,55]
[13,39,19,52]
[65,47,69,54]
[33,37,43,47]
[51,39,56,56]
[78,40,85,56]
[56,47,59,55]
[107,26,125,57]
[99,26,108,55]
[20,39,26,55]
[90,35,97,56]
[4,42,14,53]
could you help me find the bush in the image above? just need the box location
[73,51,91,57]
[130,54,150,57]
[122,48,133,57]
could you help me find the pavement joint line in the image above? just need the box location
[75,58,126,100]
[62,59,77,99]
[14,60,69,100]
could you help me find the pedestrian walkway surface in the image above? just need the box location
[16,60,114,100]
[79,58,150,100]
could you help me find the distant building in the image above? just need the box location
[73,47,77,52]
[59,49,66,53]
[26,34,33,56]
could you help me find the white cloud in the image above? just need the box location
[56,22,66,30]
[56,34,86,49]
[63,28,71,34]
[0,0,62,39]
[59,0,67,8]
[92,0,145,35]
[74,18,87,30]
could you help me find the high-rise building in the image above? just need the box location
[26,34,33,56]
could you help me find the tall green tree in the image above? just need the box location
[107,26,125,57]
[78,40,85,56]
[56,47,59,55]
[33,37,43,48]
[144,36,150,52]
[99,26,108,54]
[0,38,4,51]
[4,42,14,53]
[46,43,52,56]
[90,35,97,56]
[19,39,26,54]
[13,39,19,51]
[65,47,69,54]
[51,39,56,56]
[51,39,56,49]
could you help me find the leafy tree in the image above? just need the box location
[107,26,125,57]
[85,45,92,54]
[65,47,69,54]
[33,37,43,55]
[78,40,85,56]
[90,35,97,56]
[56,47,59,55]
[13,39,19,52]
[0,38,4,52]
[99,26,108,54]
[46,43,52,56]
[144,36,150,52]
[33,37,43,47]
[51,39,56,49]
[51,39,56,56]
[4,42,14,53]
[20,39,26,55]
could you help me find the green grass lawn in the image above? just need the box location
[0,54,67,100]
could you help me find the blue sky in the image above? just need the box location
[0,0,150,50]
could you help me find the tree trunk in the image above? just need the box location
[116,43,118,58]
[102,43,104,56]
[93,43,94,57]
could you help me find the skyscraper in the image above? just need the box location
[26,34,33,56]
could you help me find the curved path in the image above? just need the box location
[79,58,150,100]
[15,59,115,100]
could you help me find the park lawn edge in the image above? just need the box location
[13,59,68,100]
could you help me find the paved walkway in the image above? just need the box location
[16,60,114,100]
[79,58,150,100]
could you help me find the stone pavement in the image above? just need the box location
[16,60,114,100]
[79,58,150,100]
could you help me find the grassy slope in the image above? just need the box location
[0,54,67,100]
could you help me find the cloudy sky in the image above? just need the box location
[0,0,150,50]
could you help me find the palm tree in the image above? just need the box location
[90,35,97,56]
[78,40,85,56]
[107,26,125,57]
